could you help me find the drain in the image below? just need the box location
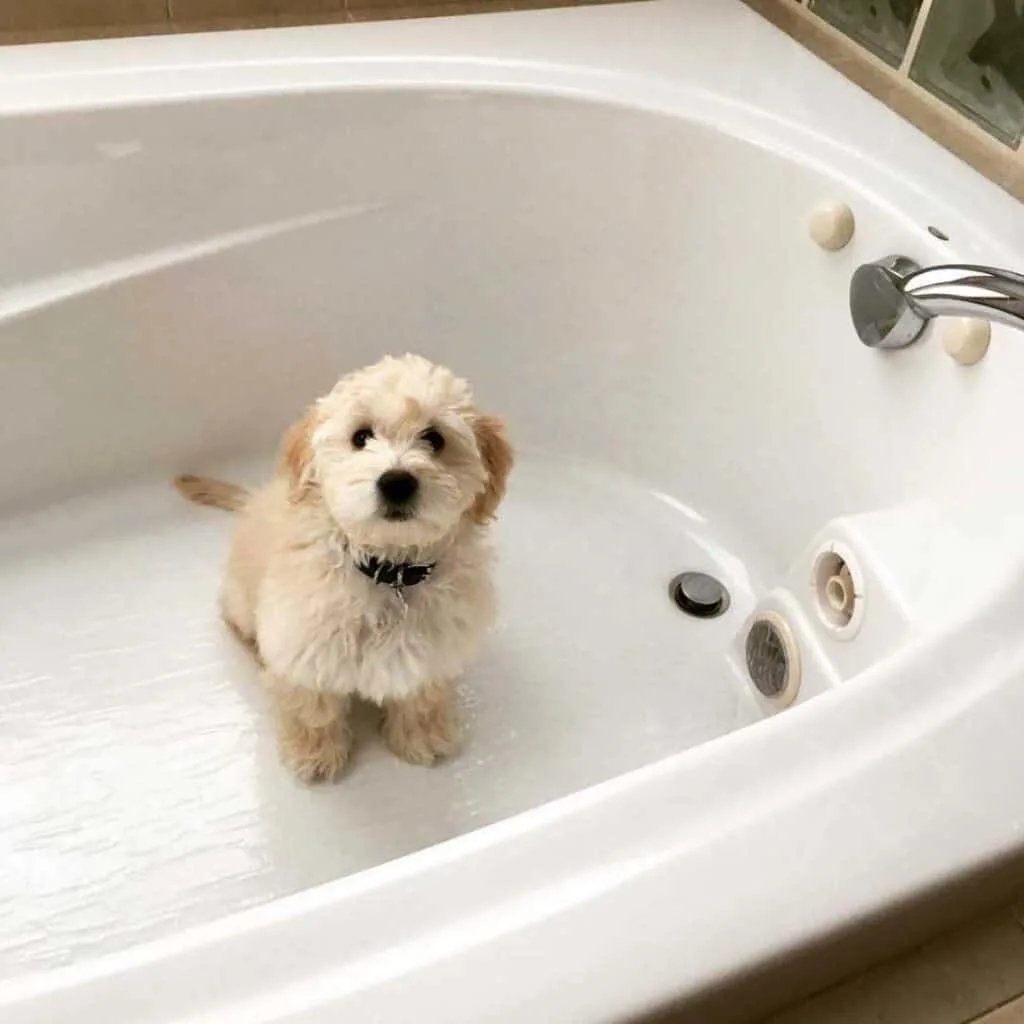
[670,571,730,619]
[745,611,801,704]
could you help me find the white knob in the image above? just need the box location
[809,201,855,251]
[942,317,990,366]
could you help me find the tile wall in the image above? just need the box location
[0,0,621,42]
[745,0,1024,202]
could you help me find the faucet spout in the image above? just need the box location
[850,255,1024,349]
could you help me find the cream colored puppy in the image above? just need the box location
[176,354,513,783]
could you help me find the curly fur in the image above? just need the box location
[176,354,513,782]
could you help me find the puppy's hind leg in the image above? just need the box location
[382,680,461,767]
[270,679,353,784]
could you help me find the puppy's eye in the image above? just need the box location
[421,429,445,453]
[352,428,374,450]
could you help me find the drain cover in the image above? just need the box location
[670,571,730,619]
[746,618,789,698]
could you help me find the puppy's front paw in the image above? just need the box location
[280,730,351,784]
[271,684,352,784]
[382,682,460,766]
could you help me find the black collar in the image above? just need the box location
[356,555,436,590]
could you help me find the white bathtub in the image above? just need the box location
[3,1,1024,1020]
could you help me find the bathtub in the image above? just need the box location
[3,0,1024,1020]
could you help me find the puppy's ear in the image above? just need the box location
[280,406,319,504]
[470,414,514,524]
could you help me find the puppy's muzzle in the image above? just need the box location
[377,469,419,520]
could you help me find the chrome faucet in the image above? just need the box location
[849,255,1024,349]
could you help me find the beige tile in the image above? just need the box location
[347,2,504,19]
[763,908,1024,1024]
[1000,160,1024,206]
[273,9,350,22]
[979,995,1024,1023]
[0,21,173,43]
[0,0,630,45]
[269,9,349,24]
[350,0,627,13]
[170,13,281,31]
[346,0,498,11]
[169,0,340,19]
[0,1,168,30]
[506,0,634,9]
[170,10,356,32]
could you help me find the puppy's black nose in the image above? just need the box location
[377,469,419,505]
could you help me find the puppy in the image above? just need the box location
[175,354,513,783]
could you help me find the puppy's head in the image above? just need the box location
[282,354,513,549]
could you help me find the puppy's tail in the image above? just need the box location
[174,474,250,513]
